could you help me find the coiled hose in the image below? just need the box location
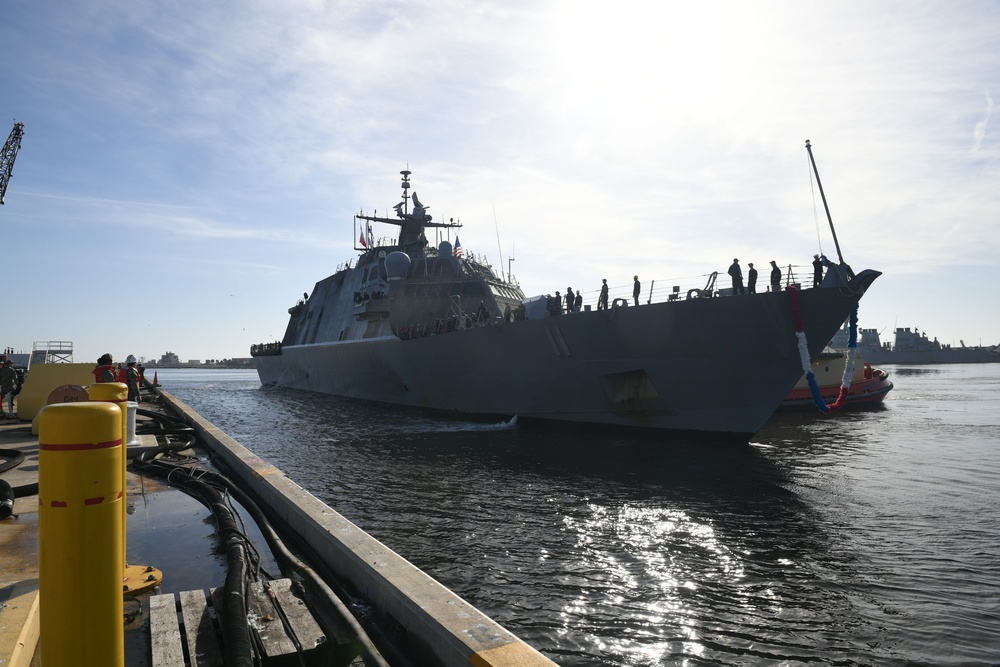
[131,457,254,667]
[131,397,399,667]
[187,467,398,667]
[0,448,32,519]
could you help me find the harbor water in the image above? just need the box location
[153,365,1000,666]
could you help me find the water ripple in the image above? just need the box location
[157,365,1000,666]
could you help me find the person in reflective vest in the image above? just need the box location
[92,353,118,383]
[124,354,141,402]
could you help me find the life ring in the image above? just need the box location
[612,298,627,308]
[398,325,409,336]
[686,288,702,300]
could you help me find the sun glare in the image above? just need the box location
[540,2,770,130]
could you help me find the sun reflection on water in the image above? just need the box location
[558,500,749,664]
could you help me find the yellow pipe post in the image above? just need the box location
[39,402,124,667]
[89,382,128,560]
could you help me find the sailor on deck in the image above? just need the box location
[770,261,781,292]
[813,255,824,288]
[728,259,746,295]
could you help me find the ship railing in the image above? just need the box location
[446,294,472,327]
[250,342,283,357]
[567,262,822,308]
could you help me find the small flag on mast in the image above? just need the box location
[359,231,368,248]
[454,236,463,257]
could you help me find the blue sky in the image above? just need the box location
[2,1,998,364]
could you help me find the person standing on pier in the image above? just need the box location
[1,359,16,418]
[770,260,781,292]
[125,354,141,402]
[747,262,758,294]
[92,353,118,383]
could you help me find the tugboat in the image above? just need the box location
[780,347,893,410]
[254,157,880,439]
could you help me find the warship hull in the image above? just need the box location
[256,281,874,439]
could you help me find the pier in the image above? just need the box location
[0,380,556,666]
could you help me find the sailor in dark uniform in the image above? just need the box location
[813,254,824,288]
[728,259,746,295]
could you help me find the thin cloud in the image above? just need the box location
[13,189,340,247]
[972,88,993,153]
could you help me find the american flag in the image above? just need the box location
[454,236,463,257]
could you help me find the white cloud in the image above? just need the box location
[972,88,993,152]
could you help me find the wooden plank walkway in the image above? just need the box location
[149,579,327,666]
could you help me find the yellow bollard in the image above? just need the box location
[39,402,124,667]
[89,382,128,561]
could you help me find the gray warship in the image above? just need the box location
[253,168,880,440]
[855,327,1000,364]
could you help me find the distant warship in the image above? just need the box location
[253,169,880,440]
[854,327,1000,364]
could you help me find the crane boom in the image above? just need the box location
[1,121,26,205]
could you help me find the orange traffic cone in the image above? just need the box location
[152,371,160,387]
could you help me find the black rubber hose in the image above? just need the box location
[128,435,197,462]
[132,405,406,666]
[0,448,36,498]
[207,488,254,667]
[134,460,254,667]
[0,447,25,474]
[136,407,188,425]
[1,479,14,520]
[192,468,395,667]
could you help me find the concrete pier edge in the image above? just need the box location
[156,389,558,667]
[0,580,39,667]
